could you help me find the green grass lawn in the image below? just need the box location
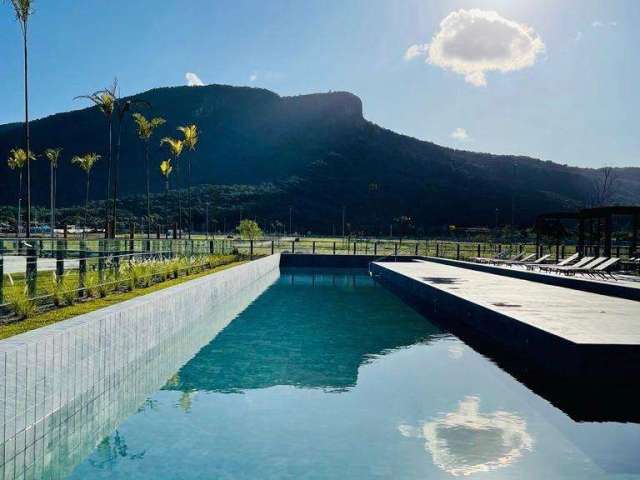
[0,259,247,340]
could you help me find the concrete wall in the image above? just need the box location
[370,261,640,380]
[280,253,421,269]
[0,254,280,479]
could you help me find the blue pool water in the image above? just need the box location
[63,269,639,479]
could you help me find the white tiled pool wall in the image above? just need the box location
[0,255,280,480]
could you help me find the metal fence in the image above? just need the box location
[1,236,635,307]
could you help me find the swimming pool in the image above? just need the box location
[49,269,640,478]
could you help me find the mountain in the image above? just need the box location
[0,84,638,233]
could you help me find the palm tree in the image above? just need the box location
[7,0,34,237]
[159,159,173,235]
[44,148,62,238]
[160,137,184,236]
[7,148,34,236]
[112,97,149,238]
[133,113,166,238]
[72,153,101,239]
[177,125,199,238]
[76,80,116,236]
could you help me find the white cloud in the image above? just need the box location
[249,72,258,82]
[450,127,469,141]
[404,43,429,61]
[185,72,204,87]
[408,9,545,87]
[592,20,617,28]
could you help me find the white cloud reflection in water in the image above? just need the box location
[399,396,533,476]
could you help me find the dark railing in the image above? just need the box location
[1,236,636,306]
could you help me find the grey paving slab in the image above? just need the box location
[376,260,640,346]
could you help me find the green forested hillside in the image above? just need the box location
[1,84,638,232]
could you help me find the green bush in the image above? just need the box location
[5,283,36,319]
[47,272,64,307]
[84,271,101,298]
[60,274,78,306]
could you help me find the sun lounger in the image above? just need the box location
[474,252,522,264]
[494,253,536,265]
[555,252,580,267]
[539,256,594,273]
[526,253,578,271]
[579,257,621,280]
[549,257,609,276]
[522,254,552,269]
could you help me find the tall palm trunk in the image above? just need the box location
[176,159,182,238]
[17,171,23,237]
[22,25,31,239]
[112,118,123,238]
[165,179,170,238]
[187,158,192,239]
[144,142,151,239]
[105,118,112,238]
[84,174,90,240]
[50,162,54,238]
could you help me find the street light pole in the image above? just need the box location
[289,206,293,236]
[205,202,210,239]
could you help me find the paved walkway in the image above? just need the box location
[376,260,640,346]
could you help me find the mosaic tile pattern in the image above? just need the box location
[0,255,280,480]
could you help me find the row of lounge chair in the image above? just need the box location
[474,252,549,267]
[473,251,621,279]
[538,256,621,279]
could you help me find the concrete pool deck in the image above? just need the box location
[371,259,640,378]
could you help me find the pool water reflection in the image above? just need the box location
[67,269,640,479]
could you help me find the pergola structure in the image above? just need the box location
[536,206,640,258]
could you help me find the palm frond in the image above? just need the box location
[178,124,199,151]
[44,147,63,167]
[71,153,101,173]
[8,0,32,23]
[160,159,173,178]
[7,148,35,170]
[160,137,184,157]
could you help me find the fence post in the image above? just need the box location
[312,241,316,254]
[415,243,419,256]
[456,243,460,260]
[0,240,3,304]
[271,240,275,255]
[129,221,135,254]
[292,241,295,254]
[250,240,254,259]
[333,242,336,255]
[477,244,481,257]
[26,243,37,297]
[79,240,87,297]
[210,240,214,254]
[561,245,565,259]
[373,242,377,256]
[98,239,105,282]
[394,243,398,257]
[353,242,357,255]
[436,243,440,257]
[56,239,65,277]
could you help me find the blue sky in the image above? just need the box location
[0,0,638,168]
